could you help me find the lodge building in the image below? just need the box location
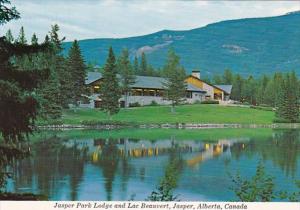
[82,70,232,108]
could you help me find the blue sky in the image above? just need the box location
[2,0,300,41]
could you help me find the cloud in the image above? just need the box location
[1,0,299,41]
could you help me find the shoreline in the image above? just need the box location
[36,123,300,130]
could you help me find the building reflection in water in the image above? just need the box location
[5,129,300,201]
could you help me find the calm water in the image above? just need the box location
[6,129,300,201]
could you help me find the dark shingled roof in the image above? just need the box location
[86,72,206,93]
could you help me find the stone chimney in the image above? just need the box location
[192,70,200,79]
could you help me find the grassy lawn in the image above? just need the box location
[32,128,274,142]
[40,104,275,125]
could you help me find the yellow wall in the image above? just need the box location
[213,88,223,95]
[186,76,224,96]
[185,76,204,89]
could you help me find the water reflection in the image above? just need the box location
[5,129,300,201]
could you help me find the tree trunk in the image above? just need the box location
[171,104,175,113]
[125,92,129,109]
[108,111,112,120]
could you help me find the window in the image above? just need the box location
[186,92,192,98]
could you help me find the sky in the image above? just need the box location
[1,0,300,41]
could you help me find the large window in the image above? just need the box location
[186,91,192,98]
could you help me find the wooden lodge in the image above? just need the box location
[81,70,232,108]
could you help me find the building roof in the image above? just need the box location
[215,85,233,94]
[86,72,206,93]
[86,72,103,85]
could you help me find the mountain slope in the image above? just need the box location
[63,12,300,77]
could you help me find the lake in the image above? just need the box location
[5,128,300,201]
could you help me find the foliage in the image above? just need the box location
[230,161,275,201]
[140,52,147,76]
[117,48,136,107]
[149,100,159,106]
[0,0,19,25]
[276,72,300,122]
[163,49,187,112]
[148,158,181,201]
[66,39,87,104]
[230,161,300,202]
[0,0,49,198]
[201,100,219,104]
[99,47,121,117]
[129,102,141,107]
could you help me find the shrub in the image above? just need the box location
[273,118,300,123]
[201,100,219,104]
[230,161,300,202]
[250,105,274,111]
[193,100,202,104]
[129,102,141,107]
[149,100,158,106]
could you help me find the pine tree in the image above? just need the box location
[140,52,147,76]
[66,40,86,105]
[0,0,49,192]
[163,49,187,113]
[213,74,223,84]
[31,33,38,45]
[133,56,139,75]
[5,29,13,43]
[276,73,299,122]
[48,24,70,108]
[231,74,243,101]
[241,75,256,104]
[223,69,233,84]
[100,47,121,118]
[17,26,27,44]
[37,70,62,119]
[118,48,136,108]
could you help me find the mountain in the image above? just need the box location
[63,11,300,77]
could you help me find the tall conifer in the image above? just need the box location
[66,40,86,104]
[99,47,121,118]
[118,48,136,108]
[5,29,13,43]
[163,49,187,112]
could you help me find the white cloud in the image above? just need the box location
[1,0,299,41]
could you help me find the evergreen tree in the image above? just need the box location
[17,26,27,44]
[241,75,256,104]
[133,56,139,75]
[276,73,299,122]
[140,52,147,76]
[48,24,70,108]
[37,70,62,119]
[66,40,86,105]
[213,74,223,84]
[231,74,243,101]
[0,0,49,192]
[34,35,63,119]
[99,47,121,118]
[163,49,187,113]
[5,29,13,43]
[256,75,269,105]
[223,69,233,84]
[118,48,136,108]
[31,33,38,45]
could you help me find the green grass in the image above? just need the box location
[32,128,274,142]
[45,104,275,125]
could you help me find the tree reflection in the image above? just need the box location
[10,136,87,200]
[148,140,184,201]
[230,129,300,177]
[93,138,120,201]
